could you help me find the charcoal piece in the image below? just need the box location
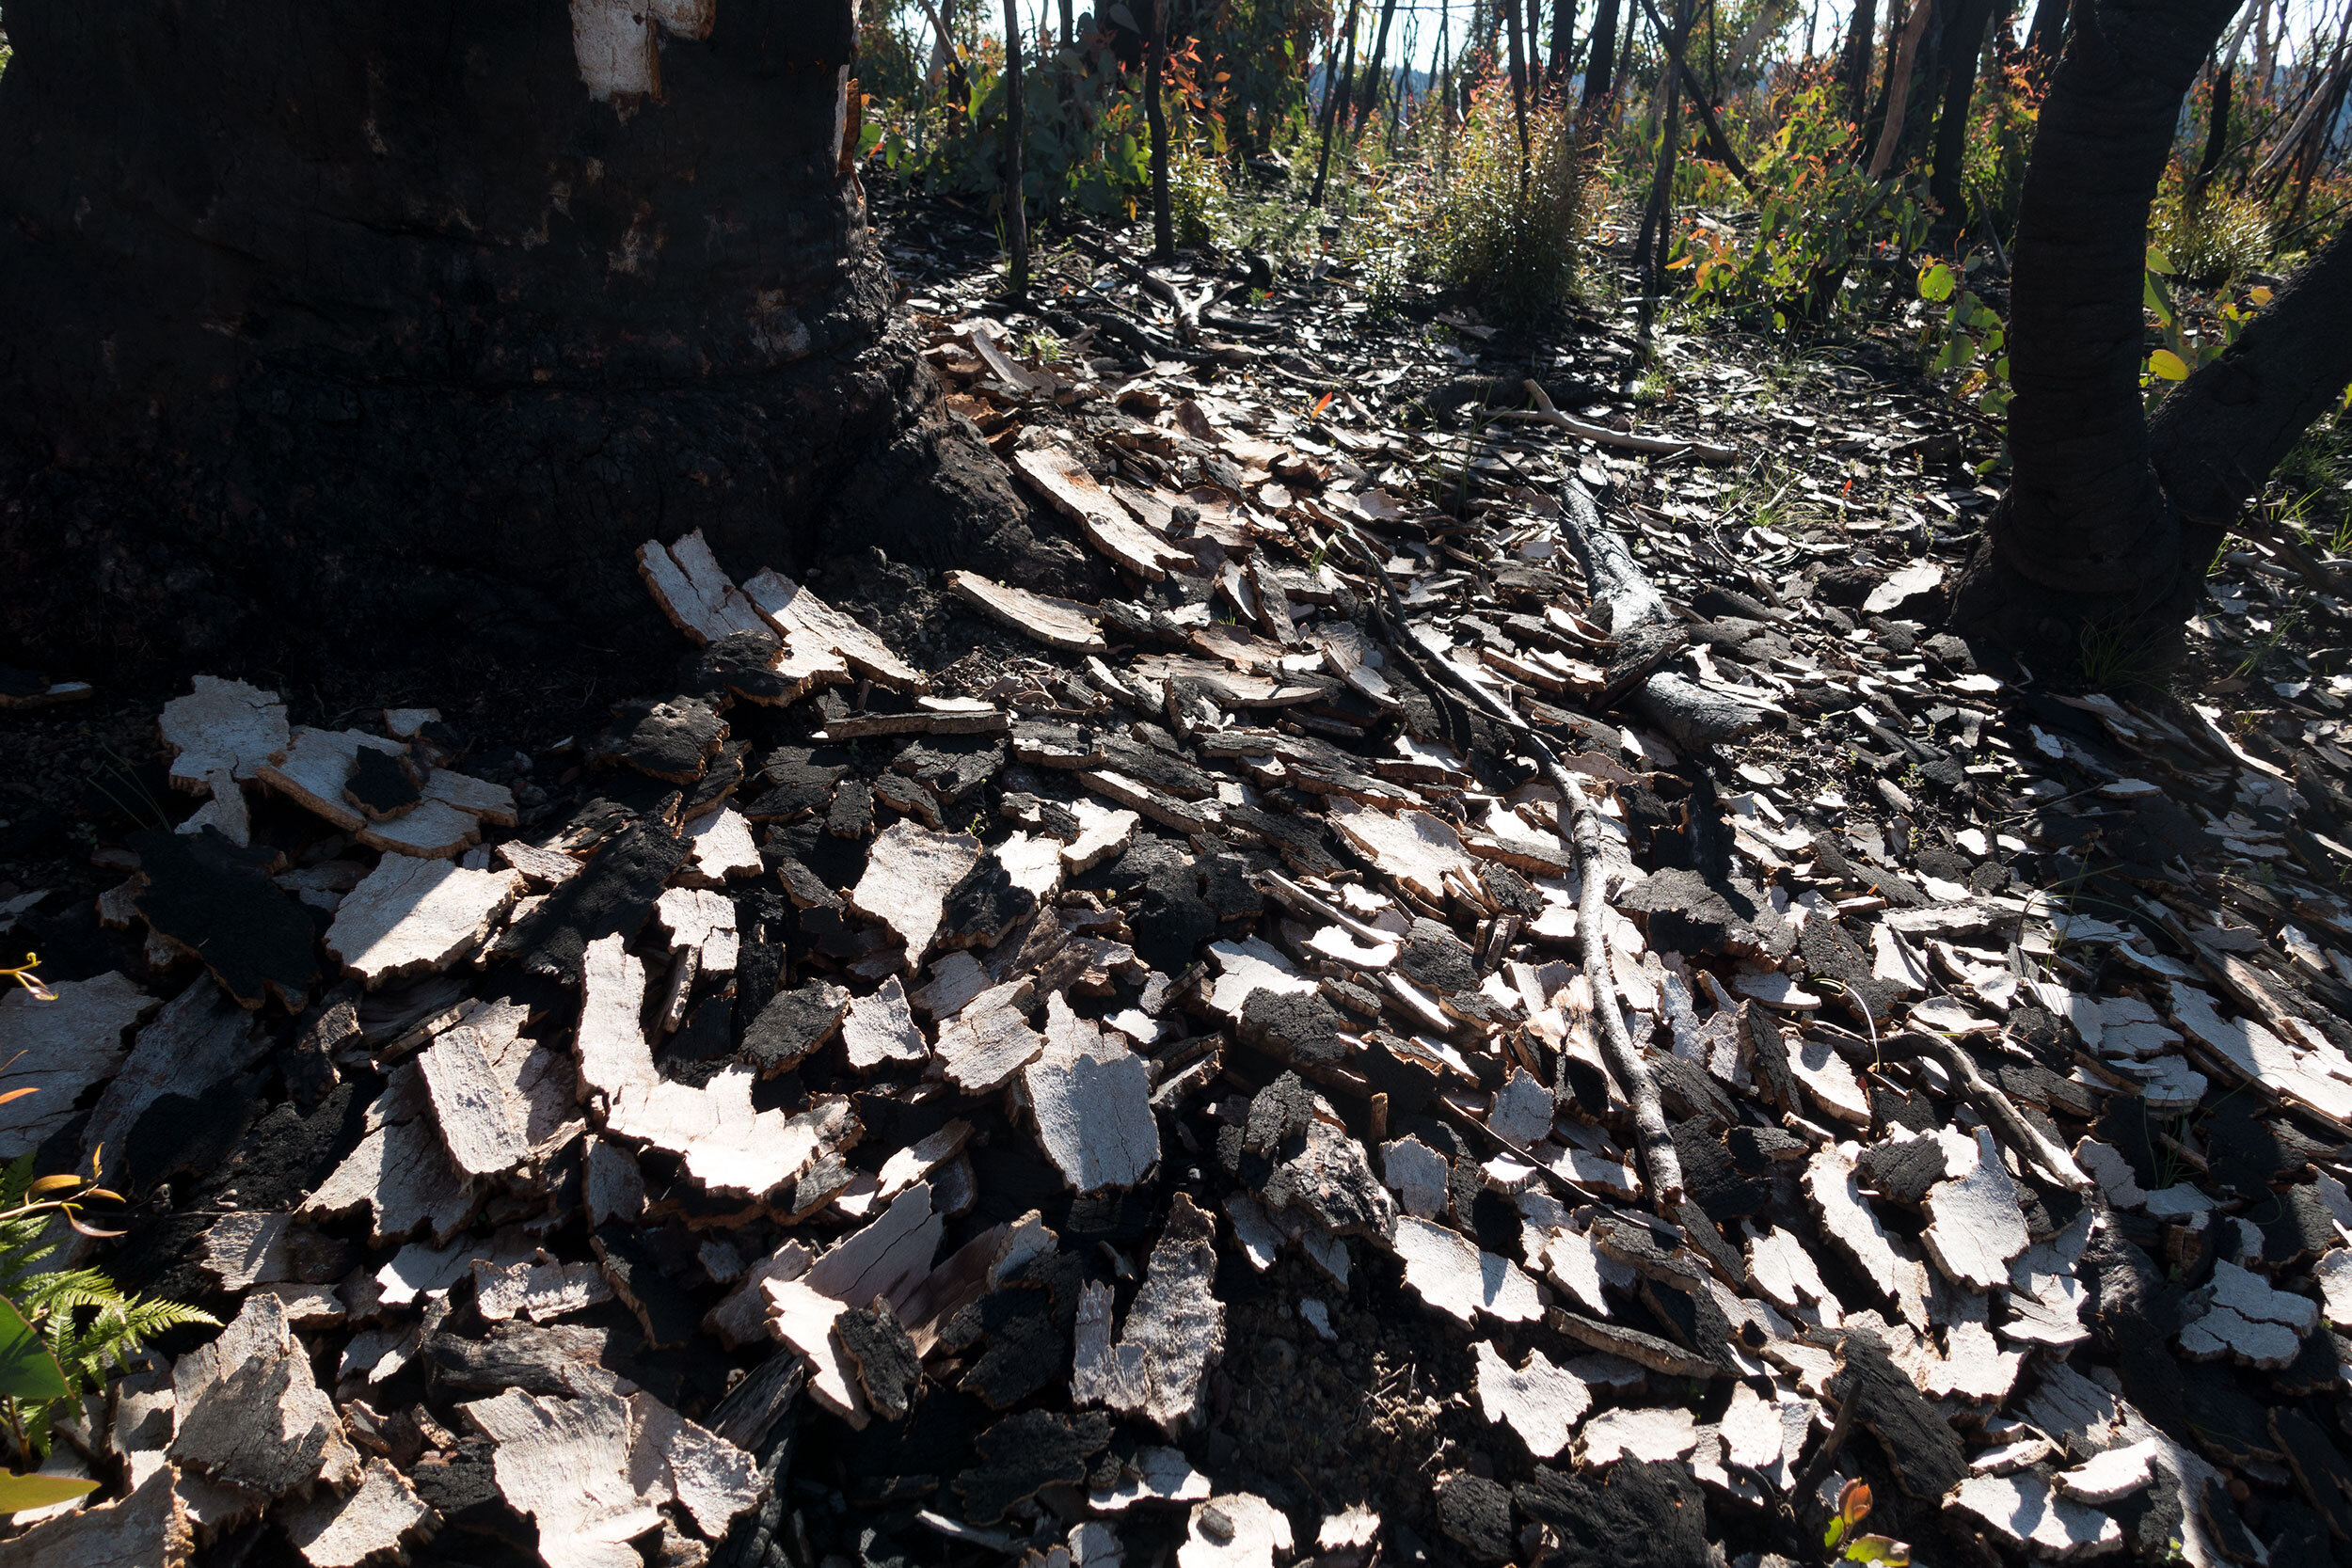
[282,983,358,1110]
[1855,1135,1947,1207]
[343,744,421,820]
[954,1409,1111,1525]
[423,1322,638,1396]
[1221,802,1340,878]
[591,696,726,784]
[870,770,942,828]
[1063,1187,1159,1249]
[501,818,690,984]
[1726,1122,1804,1170]
[405,1435,524,1544]
[838,1300,922,1423]
[2260,1502,2332,1566]
[1096,734,1214,800]
[953,1287,1070,1410]
[1869,1082,1938,1136]
[123,1070,265,1189]
[695,630,800,705]
[1002,792,1082,840]
[1673,1198,1749,1285]
[741,980,851,1073]
[2207,1096,2299,1198]
[130,827,319,1008]
[682,737,751,819]
[1512,1461,1708,1568]
[1667,1120,1759,1227]
[1240,989,1353,1072]
[1321,976,1383,1019]
[2272,1406,2352,1543]
[1437,1473,1514,1564]
[733,940,785,1039]
[1799,918,1909,1032]
[1477,862,1546,919]
[1639,1276,1744,1373]
[1616,867,1748,956]
[592,1221,702,1350]
[1243,1070,1318,1157]
[661,997,736,1083]
[214,1081,369,1211]
[1395,918,1478,995]
[771,856,842,914]
[1122,847,1218,974]
[2262,1183,2339,1268]
[894,737,1005,804]
[936,859,1035,951]
[744,745,852,822]
[2273,1324,2351,1397]
[1196,852,1265,924]
[2198,1475,2266,1564]
[828,777,876,839]
[1549,1312,1723,1379]
[1830,1328,1964,1498]
[1742,1001,1800,1114]
[704,1350,805,1453]
[1650,1052,1738,1129]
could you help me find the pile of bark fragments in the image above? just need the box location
[15,290,2352,1568]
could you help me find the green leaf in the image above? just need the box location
[0,1470,96,1512]
[1918,262,1955,302]
[0,1295,68,1403]
[2149,349,2190,381]
[1842,1534,1912,1565]
[2146,244,2174,275]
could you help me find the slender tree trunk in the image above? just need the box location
[1508,0,1534,185]
[1949,0,2332,674]
[1581,0,1625,122]
[1004,0,1030,298]
[2191,65,2233,201]
[1863,0,1935,176]
[2022,0,2070,72]
[1357,0,1402,128]
[1147,0,1173,260]
[1553,0,1577,82]
[1843,0,1880,115]
[1928,0,2000,230]
[1311,0,1363,207]
[0,0,1033,679]
[1637,0,1692,341]
[1059,0,1073,46]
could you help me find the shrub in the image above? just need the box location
[1380,84,1587,328]
[2152,187,2274,286]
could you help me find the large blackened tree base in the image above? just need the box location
[1950,0,2352,675]
[0,1,1042,682]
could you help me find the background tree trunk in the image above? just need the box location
[1006,0,1033,289]
[1927,0,2000,233]
[1842,0,1879,116]
[1146,0,1173,260]
[1948,0,2292,672]
[1356,0,1402,130]
[1581,0,1624,124]
[0,0,1035,682]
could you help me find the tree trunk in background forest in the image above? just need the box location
[1581,0,1623,125]
[2023,0,2068,76]
[1356,0,1401,130]
[1842,0,1878,116]
[1927,0,2000,235]
[2190,64,2232,200]
[1950,0,2352,673]
[0,0,1034,685]
[1552,0,1576,82]
[1005,0,1033,288]
[1312,0,1362,206]
[1145,0,1173,260]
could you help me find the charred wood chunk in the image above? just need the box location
[837,1300,922,1423]
[501,819,690,985]
[591,697,726,785]
[1830,1329,1964,1498]
[741,981,851,1074]
[1436,1473,1515,1564]
[344,745,421,821]
[130,827,319,1008]
[954,1409,1111,1525]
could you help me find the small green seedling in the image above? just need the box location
[1823,1479,1911,1565]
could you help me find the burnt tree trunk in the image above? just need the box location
[1927,0,1999,234]
[1580,0,1623,125]
[1949,0,2352,674]
[0,0,1035,682]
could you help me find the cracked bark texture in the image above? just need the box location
[1950,0,2352,673]
[0,1,1034,679]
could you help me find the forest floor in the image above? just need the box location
[3,192,2352,1568]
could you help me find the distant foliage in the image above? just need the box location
[1678,83,1928,328]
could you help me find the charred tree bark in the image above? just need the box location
[0,0,1036,683]
[2190,65,2232,200]
[1145,0,1173,261]
[1581,0,1624,124]
[1842,0,1880,117]
[1357,0,1402,130]
[2023,0,2071,79]
[1928,0,2000,234]
[1947,0,2345,675]
[1311,0,1363,207]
